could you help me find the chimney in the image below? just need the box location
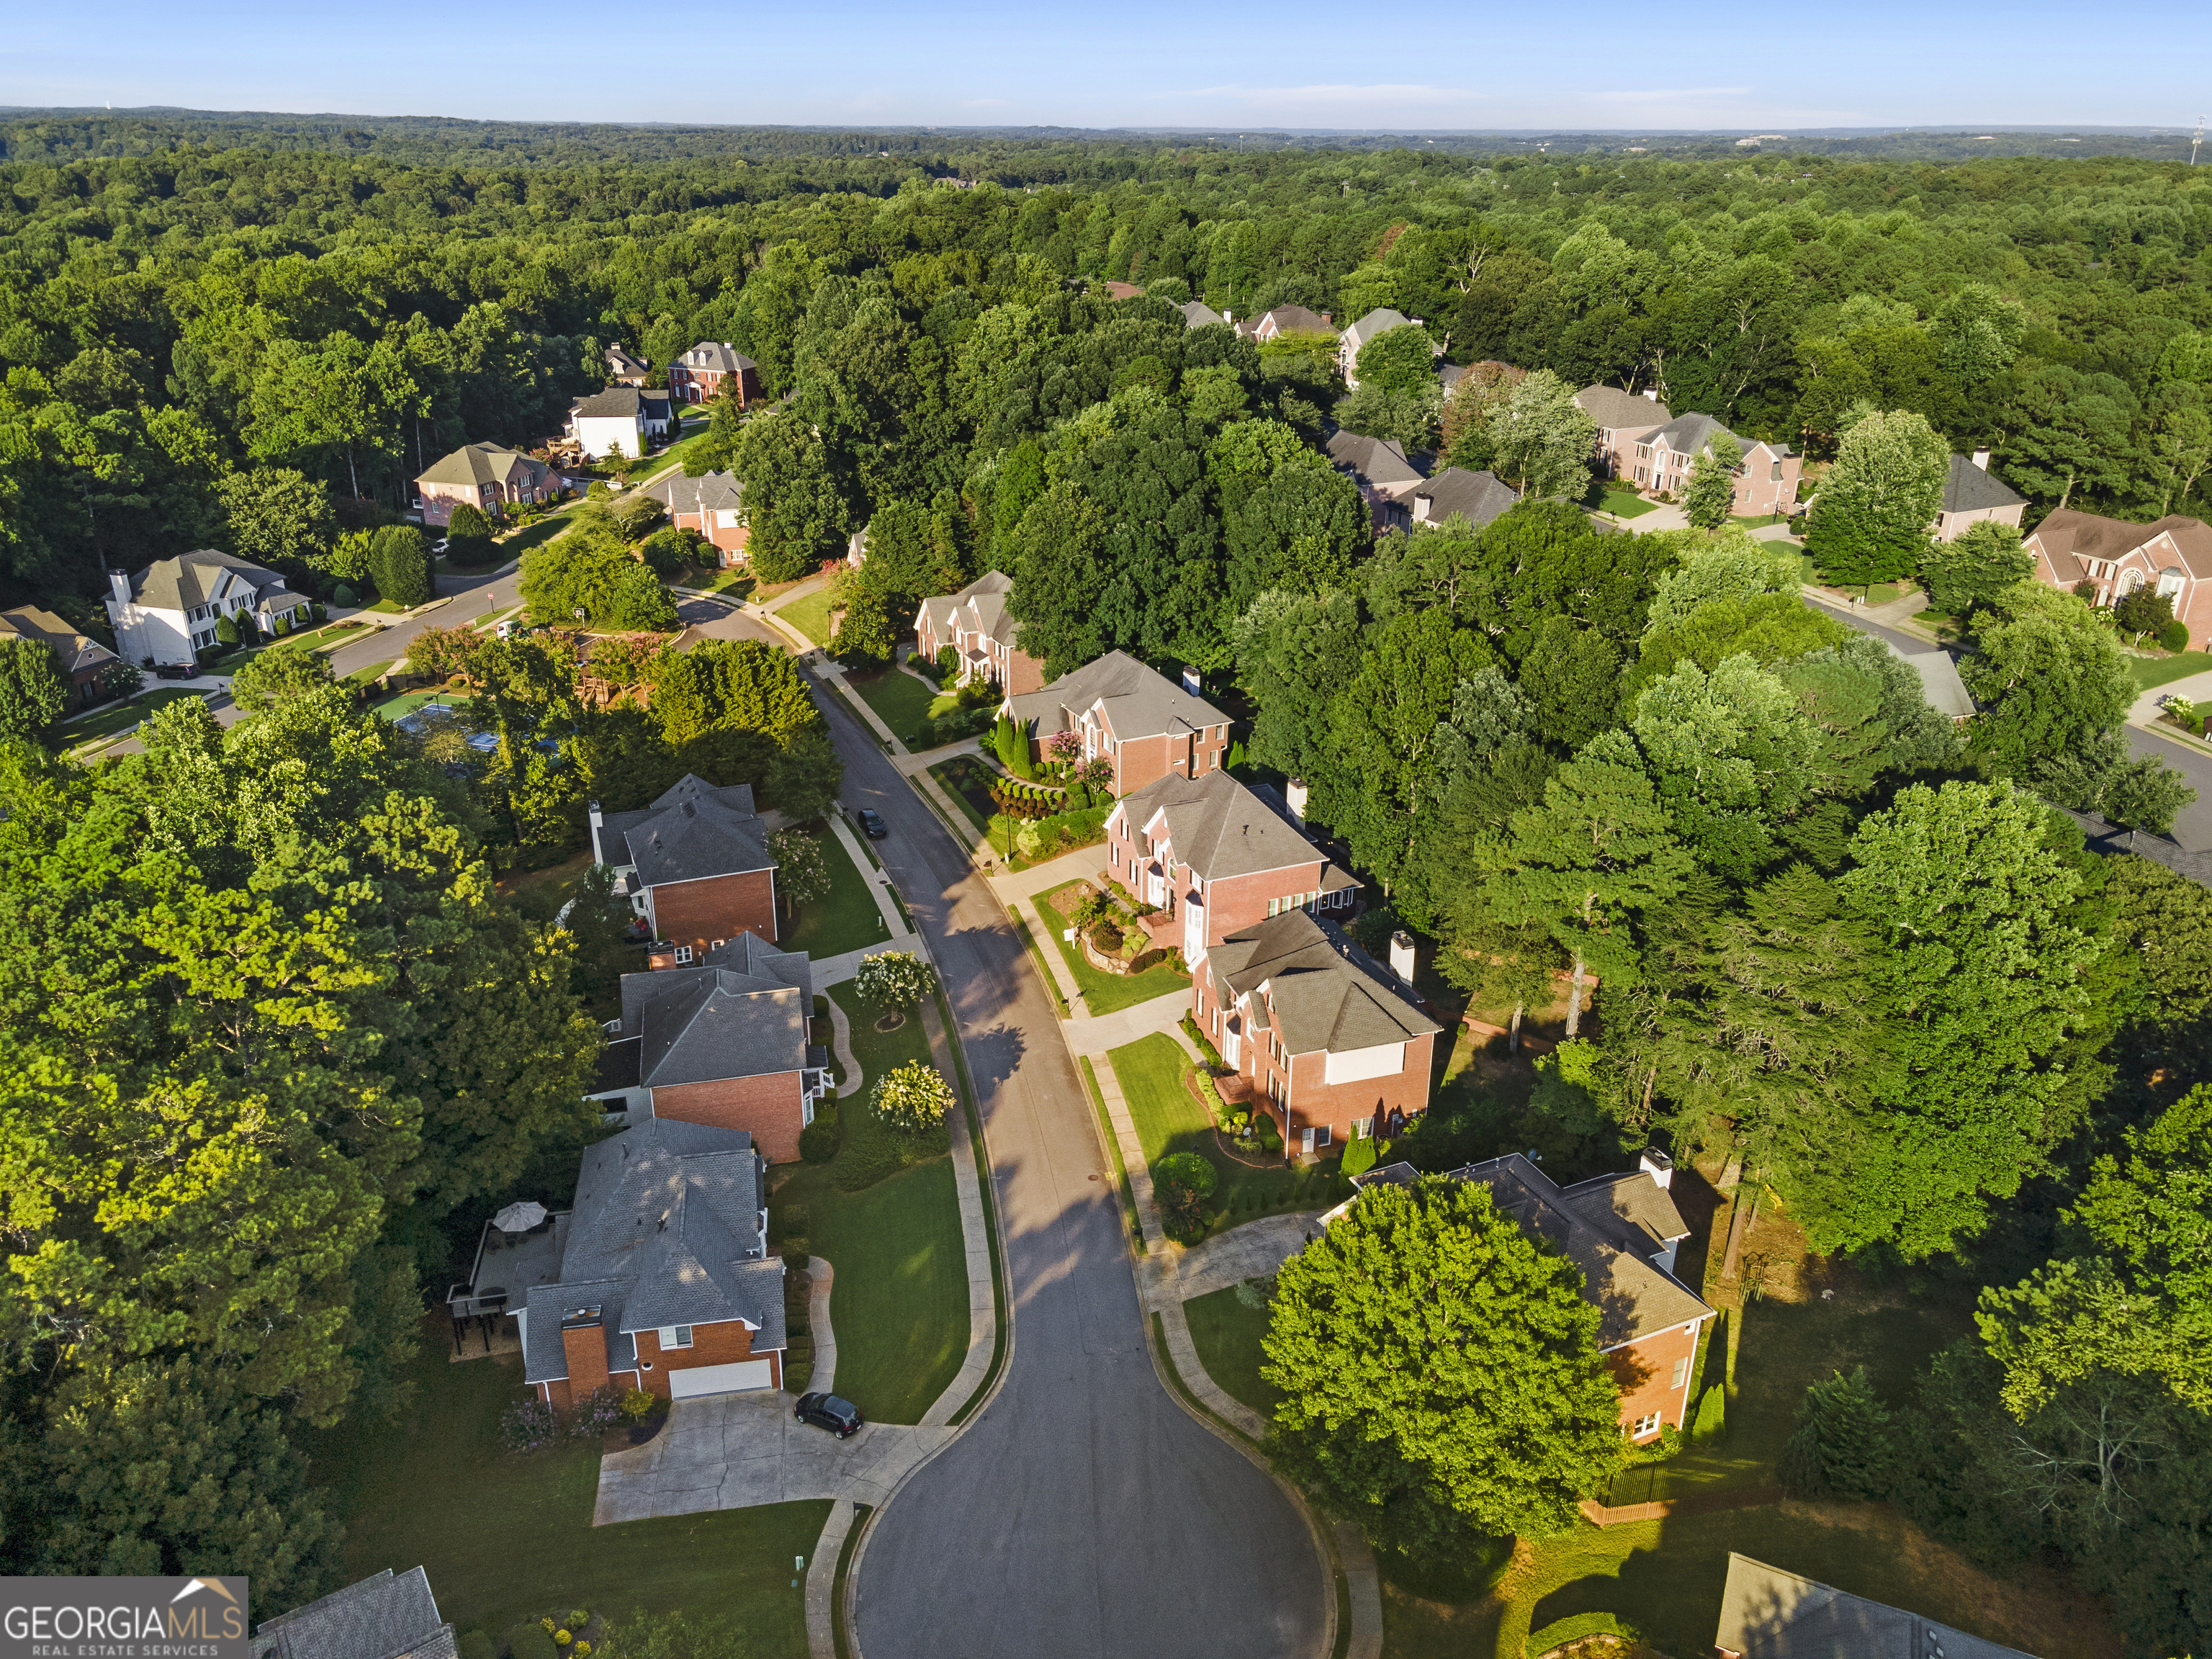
[1180,665,1202,696]
[1643,387,1659,402]
[559,1305,610,1399]
[1285,778,1308,824]
[1637,1148,1675,1190]
[108,569,132,607]
[1972,447,1992,471]
[1322,311,1333,326]
[1388,930,1416,986]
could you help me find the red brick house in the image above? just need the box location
[1193,909,1440,1159]
[643,469,747,565]
[1007,650,1231,796]
[583,931,832,1164]
[520,1114,789,1407]
[1575,383,1671,479]
[2026,508,2212,644]
[1609,410,1801,516]
[415,442,553,527]
[1103,769,1358,966]
[669,341,762,409]
[590,775,780,954]
[1326,430,1429,534]
[914,570,1045,695]
[1334,1151,1713,1442]
[0,604,117,708]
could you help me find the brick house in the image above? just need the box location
[1192,909,1440,1159]
[1930,450,2027,541]
[0,604,117,708]
[1338,307,1419,386]
[1624,413,1799,516]
[1574,383,1671,478]
[605,343,652,387]
[1336,1151,1713,1442]
[1326,430,1430,534]
[252,1567,457,1659]
[414,441,552,528]
[668,341,762,409]
[583,931,832,1163]
[590,775,780,953]
[1236,304,1333,341]
[105,552,311,667]
[2027,509,2212,644]
[1410,467,1519,530]
[1006,650,1232,796]
[1103,768,1358,966]
[643,469,747,565]
[914,570,1045,695]
[521,1113,788,1407]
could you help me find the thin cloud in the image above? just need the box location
[1153,83,1477,106]
[1587,86,1752,102]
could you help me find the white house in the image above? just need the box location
[106,552,311,667]
[566,387,673,461]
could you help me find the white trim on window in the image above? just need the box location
[673,945,693,964]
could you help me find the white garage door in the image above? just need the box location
[669,1359,775,1399]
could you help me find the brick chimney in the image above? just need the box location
[560,1305,611,1399]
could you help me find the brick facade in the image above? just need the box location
[1101,805,1352,962]
[1098,725,1230,797]
[2028,509,2212,647]
[635,1319,779,1399]
[1608,1317,1708,1438]
[559,1316,614,1405]
[652,1071,809,1164]
[649,868,779,957]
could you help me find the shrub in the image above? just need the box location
[1779,1366,1892,1498]
[619,1388,657,1422]
[499,1395,557,1453]
[799,1105,840,1164]
[1088,920,1125,954]
[457,1633,496,1659]
[1527,1613,1646,1651]
[1154,1150,1218,1243]
[98,659,145,701]
[873,1061,956,1133]
[2160,618,2191,653]
[505,1622,559,1659]
[1691,1382,1727,1442]
[1129,946,1168,974]
[272,613,293,636]
[1181,1014,1226,1070]
[1341,1133,1378,1177]
[215,613,239,647]
[778,1202,811,1241]
[332,583,356,606]
[446,502,493,540]
[566,1385,626,1442]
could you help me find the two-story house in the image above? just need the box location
[668,341,762,409]
[1326,430,1430,533]
[0,604,117,707]
[1102,769,1357,966]
[1236,305,1333,341]
[252,1568,457,1659]
[105,552,312,667]
[583,932,832,1161]
[1575,384,1671,479]
[1006,651,1231,796]
[2027,509,2212,641]
[589,775,780,955]
[914,570,1046,695]
[1625,413,1800,516]
[605,343,652,387]
[1931,450,2028,542]
[521,1113,788,1408]
[1338,307,1422,386]
[415,442,552,528]
[567,386,673,460]
[1410,467,1519,530]
[1334,1150,1713,1442]
[643,469,747,565]
[1194,909,1440,1159]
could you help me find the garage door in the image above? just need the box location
[669,1359,775,1399]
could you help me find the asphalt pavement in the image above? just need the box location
[717,618,1326,1658]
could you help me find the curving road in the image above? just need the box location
[732,619,1328,1658]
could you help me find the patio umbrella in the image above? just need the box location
[494,1200,548,1233]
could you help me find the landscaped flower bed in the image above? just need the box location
[1051,881,1178,977]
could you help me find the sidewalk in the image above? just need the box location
[916,993,999,1431]
[2131,669,2212,727]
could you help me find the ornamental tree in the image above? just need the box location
[1264,1175,1625,1550]
[1683,436,1740,531]
[768,827,831,909]
[872,1061,955,1134]
[855,950,935,1012]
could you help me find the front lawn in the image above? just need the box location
[369,685,469,720]
[848,667,945,745]
[1601,490,1658,518]
[1040,881,1191,1014]
[775,588,836,647]
[59,687,205,750]
[781,826,893,958]
[301,1334,827,1655]
[1183,1283,1285,1420]
[679,564,754,598]
[2131,649,2212,691]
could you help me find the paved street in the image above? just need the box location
[762,634,1327,1659]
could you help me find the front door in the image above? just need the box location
[1182,896,1204,963]
[1300,1125,1316,1158]
[1223,1025,1240,1069]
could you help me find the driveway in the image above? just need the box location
[789,652,1327,1658]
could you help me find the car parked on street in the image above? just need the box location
[795,1392,863,1438]
[853,807,889,840]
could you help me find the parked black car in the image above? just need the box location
[852,807,889,840]
[795,1392,863,1438]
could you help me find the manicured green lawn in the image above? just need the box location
[2131,649,2212,690]
[848,668,954,746]
[1601,490,1658,518]
[1183,1283,1285,1419]
[679,563,754,597]
[59,687,205,749]
[782,827,893,958]
[369,685,469,719]
[489,513,574,560]
[300,1336,827,1654]
[775,588,836,647]
[1040,882,1191,1015]
[931,757,994,835]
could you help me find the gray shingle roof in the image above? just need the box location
[1574,383,1671,431]
[606,775,772,889]
[1645,410,1743,459]
[1007,649,1229,745]
[1118,768,1335,884]
[124,550,286,614]
[523,1113,783,1387]
[1341,307,1413,351]
[416,441,547,490]
[1893,645,1977,720]
[1714,1553,2040,1659]
[678,341,758,374]
[592,1036,642,1095]
[1559,1169,1691,1253]
[644,469,744,516]
[1210,910,1439,1056]
[572,385,669,421]
[922,570,1020,650]
[1179,300,1226,328]
[1441,1153,1710,1346]
[0,605,117,674]
[254,1568,454,1659]
[606,343,650,377]
[1941,453,2026,514]
[618,938,812,1088]
[1326,430,1429,493]
[2028,508,2212,583]
[1245,304,1331,337]
[1413,467,1519,529]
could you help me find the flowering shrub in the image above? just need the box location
[855,950,936,1012]
[872,1061,956,1134]
[1044,729,1082,762]
[500,1395,558,1453]
[566,1385,626,1441]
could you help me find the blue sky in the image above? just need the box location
[6,1,2207,133]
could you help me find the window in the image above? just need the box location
[662,1325,693,1350]
[1671,1358,1689,1390]
[673,945,693,964]
[1267,896,1280,917]
[711,938,726,950]
[1313,1125,1332,1148]
[1629,1412,1662,1439]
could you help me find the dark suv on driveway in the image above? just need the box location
[795,1392,864,1438]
